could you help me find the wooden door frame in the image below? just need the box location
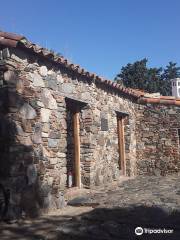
[73,111,81,188]
[65,97,88,188]
[117,117,126,175]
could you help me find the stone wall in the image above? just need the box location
[1,46,180,216]
[136,104,180,175]
[0,47,137,215]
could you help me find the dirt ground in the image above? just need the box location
[1,175,180,240]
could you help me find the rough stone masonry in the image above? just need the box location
[0,31,180,216]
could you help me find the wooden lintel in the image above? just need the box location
[65,97,88,112]
[116,110,129,118]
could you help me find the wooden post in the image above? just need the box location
[73,111,81,188]
[117,118,126,175]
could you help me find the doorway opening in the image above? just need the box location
[116,111,128,175]
[66,98,87,188]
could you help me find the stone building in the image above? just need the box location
[0,31,180,215]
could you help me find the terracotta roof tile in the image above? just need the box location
[0,38,18,48]
[0,31,144,98]
[175,100,180,106]
[159,96,176,100]
[0,32,24,41]
[0,31,180,107]
[138,97,180,106]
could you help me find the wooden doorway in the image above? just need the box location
[73,111,81,188]
[117,117,126,175]
[66,98,87,188]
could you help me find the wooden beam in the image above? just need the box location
[117,118,126,175]
[73,111,81,188]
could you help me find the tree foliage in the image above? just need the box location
[160,62,180,95]
[114,59,180,96]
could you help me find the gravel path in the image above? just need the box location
[1,175,180,239]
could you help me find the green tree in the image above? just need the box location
[115,58,162,93]
[146,67,163,93]
[161,62,180,95]
[115,60,180,96]
[115,58,148,89]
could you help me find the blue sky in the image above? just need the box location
[0,0,180,79]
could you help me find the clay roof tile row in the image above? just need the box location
[0,31,180,106]
[138,97,180,106]
[0,31,144,99]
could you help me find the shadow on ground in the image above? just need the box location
[0,205,180,240]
